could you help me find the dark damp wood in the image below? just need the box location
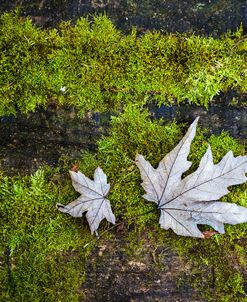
[0,99,246,175]
[0,0,246,36]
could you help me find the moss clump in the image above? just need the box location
[0,107,246,301]
[0,168,94,301]
[0,11,246,116]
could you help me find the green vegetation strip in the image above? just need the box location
[0,11,247,116]
[1,106,246,301]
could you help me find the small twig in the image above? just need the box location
[229,35,247,56]
[6,247,15,295]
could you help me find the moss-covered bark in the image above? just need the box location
[0,11,246,116]
[1,107,246,301]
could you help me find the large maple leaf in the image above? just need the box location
[57,167,115,235]
[136,118,247,238]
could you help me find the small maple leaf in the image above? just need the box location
[56,167,116,235]
[136,117,247,238]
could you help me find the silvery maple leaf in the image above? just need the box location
[136,118,247,238]
[56,167,115,235]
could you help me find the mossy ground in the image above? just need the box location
[0,10,247,116]
[1,106,246,301]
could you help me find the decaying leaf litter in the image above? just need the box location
[57,117,247,238]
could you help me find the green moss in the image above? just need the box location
[170,233,247,301]
[0,168,93,301]
[0,107,246,300]
[0,11,246,116]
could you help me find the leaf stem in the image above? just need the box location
[82,208,157,249]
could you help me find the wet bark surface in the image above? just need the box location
[0,107,109,175]
[0,101,246,175]
[80,236,204,302]
[0,0,246,35]
[150,103,247,138]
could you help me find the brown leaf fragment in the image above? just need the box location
[203,230,219,239]
[71,162,80,172]
[116,221,125,233]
